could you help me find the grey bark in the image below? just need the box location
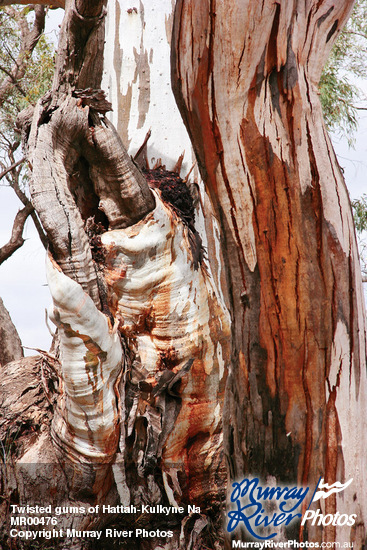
[0,298,23,366]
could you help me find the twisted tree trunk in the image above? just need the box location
[172,0,367,545]
[1,1,230,548]
[2,0,367,549]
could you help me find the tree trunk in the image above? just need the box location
[1,2,230,549]
[0,297,23,366]
[172,0,367,544]
[2,1,367,548]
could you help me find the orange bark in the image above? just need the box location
[172,0,366,543]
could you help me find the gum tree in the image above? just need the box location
[171,0,367,544]
[1,0,366,548]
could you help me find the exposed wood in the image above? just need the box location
[0,190,231,547]
[101,5,233,546]
[2,1,366,549]
[81,116,156,228]
[133,128,151,168]
[25,0,155,307]
[28,94,103,306]
[52,0,108,99]
[4,2,228,547]
[46,253,123,497]
[100,189,231,543]
[0,355,95,544]
[10,175,48,250]
[172,0,367,544]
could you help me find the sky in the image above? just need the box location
[0,8,366,355]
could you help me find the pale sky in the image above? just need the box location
[0,8,366,355]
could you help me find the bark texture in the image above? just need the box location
[2,0,367,548]
[172,0,367,544]
[0,297,23,366]
[1,2,230,549]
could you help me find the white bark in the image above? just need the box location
[46,253,123,497]
[103,0,230,310]
[101,190,231,506]
[103,0,195,174]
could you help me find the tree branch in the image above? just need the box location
[0,63,27,96]
[0,1,64,6]
[0,157,25,180]
[0,202,33,265]
[24,0,155,307]
[0,5,46,107]
[343,29,367,40]
[52,0,107,97]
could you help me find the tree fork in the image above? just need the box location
[24,0,155,306]
[4,3,231,548]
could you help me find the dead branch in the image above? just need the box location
[0,157,24,180]
[24,0,155,306]
[0,201,33,265]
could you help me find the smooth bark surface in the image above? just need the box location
[172,0,367,544]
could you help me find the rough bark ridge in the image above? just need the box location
[0,298,23,366]
[172,0,367,544]
[1,1,230,548]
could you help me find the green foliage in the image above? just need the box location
[0,5,55,203]
[0,6,55,146]
[352,195,367,233]
[320,0,367,146]
[23,34,55,106]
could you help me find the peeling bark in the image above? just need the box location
[3,1,367,549]
[46,253,123,498]
[172,0,367,544]
[101,190,230,513]
[2,2,229,548]
[26,0,155,307]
